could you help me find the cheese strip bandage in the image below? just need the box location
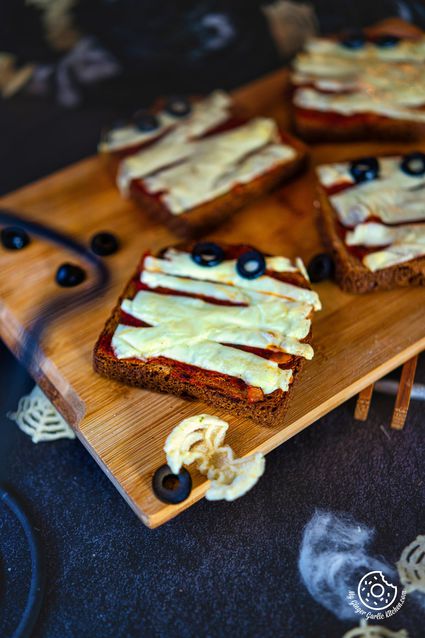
[317,155,425,271]
[145,250,321,310]
[112,249,320,395]
[117,118,297,212]
[100,90,232,153]
[292,34,425,122]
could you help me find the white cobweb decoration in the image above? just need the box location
[8,384,75,443]
[342,619,409,638]
[397,535,425,594]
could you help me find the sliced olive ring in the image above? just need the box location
[375,34,400,48]
[307,253,334,283]
[91,232,120,256]
[1,227,30,250]
[165,96,191,118]
[340,31,365,50]
[191,242,225,267]
[152,464,192,504]
[236,249,266,280]
[133,110,160,133]
[55,263,86,287]
[350,157,380,184]
[400,151,425,177]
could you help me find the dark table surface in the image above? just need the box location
[0,94,424,638]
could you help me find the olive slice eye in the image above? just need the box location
[191,242,225,267]
[400,151,425,177]
[236,249,266,280]
[307,253,334,283]
[132,110,160,132]
[165,96,192,118]
[152,464,192,504]
[350,157,380,184]
[340,31,365,50]
[91,232,120,256]
[375,34,401,48]
[1,227,30,250]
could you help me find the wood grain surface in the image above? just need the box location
[1,69,425,528]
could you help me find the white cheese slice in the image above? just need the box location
[158,143,294,214]
[117,117,296,209]
[141,270,311,309]
[117,135,194,195]
[145,250,321,310]
[121,291,312,340]
[346,222,425,247]
[293,62,425,108]
[294,87,425,122]
[114,316,313,360]
[98,113,176,154]
[363,244,425,271]
[112,324,294,394]
[142,119,295,213]
[316,157,425,226]
[100,90,232,153]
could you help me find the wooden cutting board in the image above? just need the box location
[1,70,425,528]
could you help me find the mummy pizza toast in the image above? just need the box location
[316,152,425,293]
[94,242,321,426]
[100,91,306,238]
[291,29,425,141]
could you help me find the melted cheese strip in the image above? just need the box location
[294,87,425,122]
[317,157,425,226]
[99,90,232,153]
[141,270,311,308]
[317,157,425,271]
[145,250,321,310]
[112,250,319,394]
[346,222,425,247]
[121,291,311,340]
[347,222,425,271]
[117,118,296,211]
[115,304,313,359]
[364,245,425,272]
[113,325,294,394]
[293,36,425,120]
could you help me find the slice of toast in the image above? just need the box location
[316,156,425,293]
[93,243,320,426]
[291,23,425,142]
[99,91,237,180]
[128,131,306,238]
[118,121,306,239]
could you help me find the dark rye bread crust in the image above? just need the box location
[93,245,312,426]
[318,185,425,293]
[129,132,307,238]
[294,108,425,143]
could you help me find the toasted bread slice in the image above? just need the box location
[128,132,306,238]
[93,243,320,426]
[291,22,425,142]
[317,154,425,293]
